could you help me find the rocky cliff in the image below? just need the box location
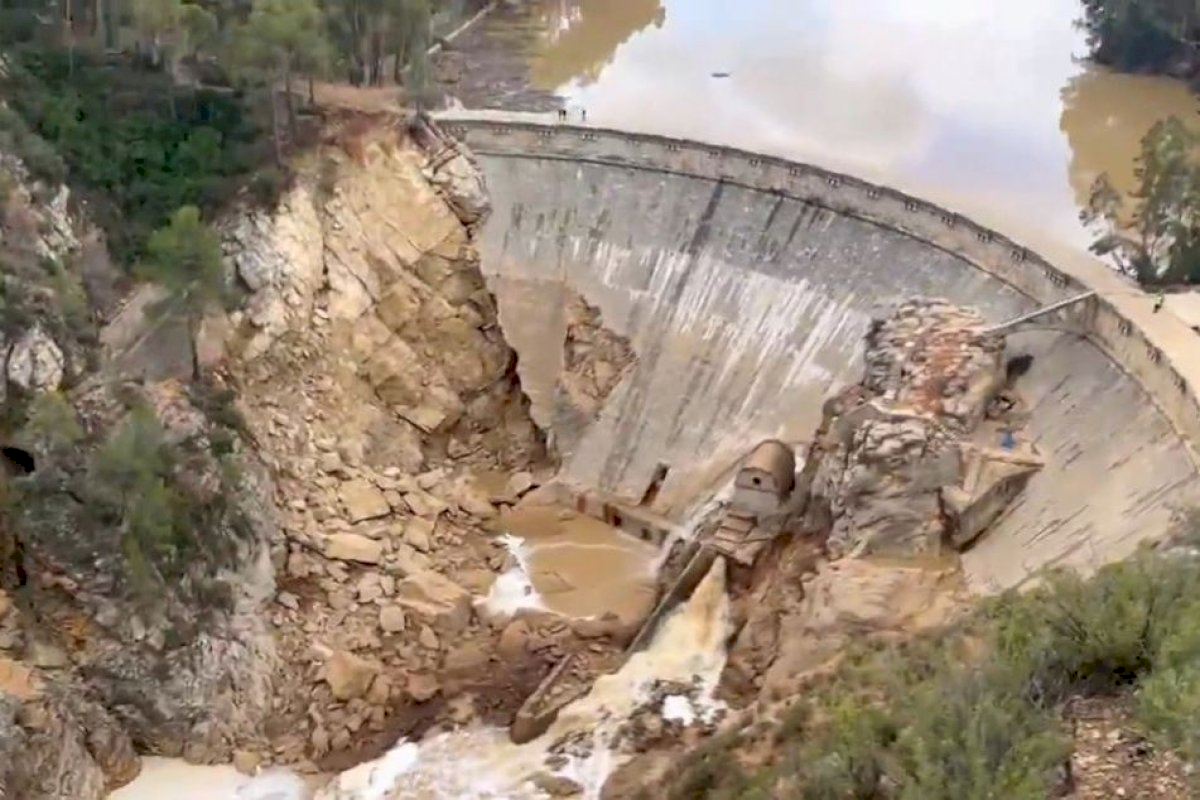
[0,136,285,797]
[0,112,576,797]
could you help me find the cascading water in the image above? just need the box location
[111,556,731,800]
[320,556,731,800]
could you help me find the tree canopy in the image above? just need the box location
[1081,0,1200,74]
[1083,116,1200,285]
[137,204,229,318]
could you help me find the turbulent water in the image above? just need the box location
[322,557,731,799]
[113,558,732,800]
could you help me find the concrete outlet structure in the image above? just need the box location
[438,112,1200,593]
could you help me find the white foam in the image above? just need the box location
[319,743,419,799]
[661,695,696,725]
[478,533,549,618]
[110,758,310,800]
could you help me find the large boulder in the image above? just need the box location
[324,533,384,564]
[323,650,380,701]
[338,478,391,523]
[394,570,472,632]
[6,325,64,393]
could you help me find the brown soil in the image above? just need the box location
[1066,695,1192,799]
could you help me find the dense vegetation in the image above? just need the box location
[665,522,1200,799]
[0,0,466,268]
[2,47,270,264]
[1081,0,1200,75]
[1084,116,1200,285]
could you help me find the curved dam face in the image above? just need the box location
[444,115,1200,592]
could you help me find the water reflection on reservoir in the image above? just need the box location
[515,0,1199,254]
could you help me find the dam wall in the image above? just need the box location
[440,113,1200,591]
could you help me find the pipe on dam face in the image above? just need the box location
[439,112,1200,593]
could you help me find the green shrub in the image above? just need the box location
[1137,591,1200,765]
[988,553,1200,704]
[1138,662,1200,766]
[2,48,273,264]
[667,733,755,800]
[87,406,194,582]
[893,669,1067,800]
[794,696,894,800]
[0,104,66,185]
[22,391,83,453]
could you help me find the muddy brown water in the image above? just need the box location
[501,505,659,622]
[449,0,1199,259]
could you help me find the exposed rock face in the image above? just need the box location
[0,152,79,263]
[549,294,637,456]
[0,141,283,790]
[200,117,602,770]
[6,325,65,393]
[410,113,492,226]
[222,117,541,472]
[8,382,280,764]
[0,674,139,800]
[0,148,103,402]
[759,559,964,698]
[557,294,636,422]
[802,299,1036,557]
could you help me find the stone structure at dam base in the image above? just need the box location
[437,110,1200,593]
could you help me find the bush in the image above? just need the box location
[667,733,757,800]
[2,48,274,264]
[87,406,195,585]
[795,695,894,800]
[893,669,1067,800]
[1137,591,1200,765]
[669,531,1200,800]
[22,391,83,454]
[0,104,66,185]
[989,553,1200,703]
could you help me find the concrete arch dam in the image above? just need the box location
[439,113,1200,593]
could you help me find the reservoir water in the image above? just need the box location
[467,0,1199,260]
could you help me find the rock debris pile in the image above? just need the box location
[802,299,1040,557]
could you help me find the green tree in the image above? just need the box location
[131,0,183,68]
[136,205,228,373]
[232,0,330,160]
[180,2,218,60]
[399,0,431,107]
[23,391,84,457]
[323,0,434,87]
[1082,116,1200,285]
[1081,0,1200,73]
[87,405,193,589]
